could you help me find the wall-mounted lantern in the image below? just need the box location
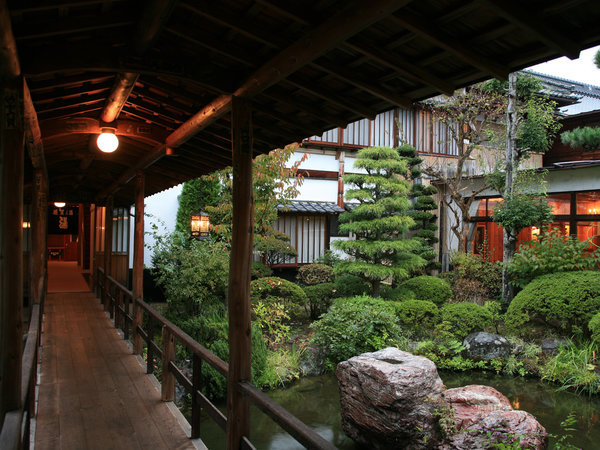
[190,211,210,239]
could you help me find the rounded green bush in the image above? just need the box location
[250,277,308,320]
[440,302,494,339]
[297,263,335,285]
[251,261,273,279]
[399,275,452,306]
[590,313,600,341]
[393,300,439,332]
[505,271,600,338]
[380,285,416,302]
[332,273,371,298]
[310,295,403,368]
[303,282,336,320]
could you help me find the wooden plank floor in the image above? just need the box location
[35,292,195,450]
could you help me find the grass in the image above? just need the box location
[541,340,600,395]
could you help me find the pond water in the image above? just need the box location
[196,372,600,449]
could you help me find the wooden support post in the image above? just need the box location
[191,353,202,439]
[103,197,113,311]
[226,96,253,450]
[161,325,175,402]
[0,78,25,424]
[90,204,96,292]
[132,172,144,354]
[30,168,47,307]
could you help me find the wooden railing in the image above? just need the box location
[0,303,41,450]
[97,268,335,450]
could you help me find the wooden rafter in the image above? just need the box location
[13,15,132,41]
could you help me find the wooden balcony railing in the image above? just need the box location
[97,267,336,450]
[0,303,41,450]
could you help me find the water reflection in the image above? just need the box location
[196,372,600,449]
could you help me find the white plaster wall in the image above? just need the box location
[129,184,183,268]
[546,166,600,193]
[291,151,339,172]
[294,179,338,202]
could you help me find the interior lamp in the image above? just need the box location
[97,128,119,153]
[54,202,66,208]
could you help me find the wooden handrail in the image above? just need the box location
[98,270,335,449]
[0,304,41,450]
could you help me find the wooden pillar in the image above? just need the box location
[226,96,253,450]
[132,172,144,354]
[0,78,25,423]
[103,197,113,311]
[336,150,345,208]
[30,168,47,307]
[90,204,96,291]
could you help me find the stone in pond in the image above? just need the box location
[336,347,445,449]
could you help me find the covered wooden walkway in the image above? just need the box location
[35,290,196,450]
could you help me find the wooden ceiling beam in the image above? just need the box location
[100,72,138,122]
[14,15,132,41]
[477,0,581,59]
[34,93,106,115]
[32,83,112,104]
[37,105,103,122]
[311,60,413,108]
[253,0,311,25]
[119,106,178,130]
[391,12,509,80]
[345,40,454,95]
[261,91,347,128]
[29,73,113,93]
[10,1,127,15]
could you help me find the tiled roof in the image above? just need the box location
[277,200,345,214]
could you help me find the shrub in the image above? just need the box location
[252,261,272,279]
[452,278,489,305]
[507,228,600,288]
[250,277,308,320]
[399,275,452,306]
[253,301,290,347]
[332,273,371,298]
[590,313,600,342]
[302,283,336,320]
[451,252,502,299]
[380,285,416,302]
[439,302,494,339]
[505,271,600,339]
[393,300,439,334]
[297,263,335,285]
[310,295,404,369]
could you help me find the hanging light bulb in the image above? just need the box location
[54,202,66,208]
[97,128,119,153]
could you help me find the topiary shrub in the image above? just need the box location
[399,275,452,306]
[506,271,600,339]
[303,283,336,320]
[380,285,416,302]
[452,278,489,305]
[439,302,494,339]
[297,263,335,285]
[451,252,502,299]
[252,261,273,279]
[250,277,308,320]
[310,295,404,369]
[392,300,439,334]
[332,273,371,298]
[590,313,600,342]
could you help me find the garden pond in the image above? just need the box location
[195,371,600,449]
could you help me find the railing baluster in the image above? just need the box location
[192,353,202,439]
[161,326,175,402]
[124,293,130,340]
[146,317,154,375]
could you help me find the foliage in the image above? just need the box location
[561,126,600,151]
[506,227,600,288]
[439,302,495,339]
[254,229,298,266]
[251,261,272,279]
[451,252,504,300]
[541,341,600,395]
[297,263,335,286]
[379,285,416,302]
[256,345,305,389]
[302,283,336,320]
[589,313,600,342]
[175,176,222,235]
[393,300,439,334]
[452,278,489,304]
[505,271,600,339]
[333,146,426,296]
[310,295,405,370]
[205,144,305,263]
[397,144,440,272]
[150,232,229,317]
[253,301,290,348]
[250,277,308,320]
[399,275,452,306]
[332,273,371,298]
[314,249,343,267]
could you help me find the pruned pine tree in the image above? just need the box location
[333,146,426,297]
[397,144,440,272]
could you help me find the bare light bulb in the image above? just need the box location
[54,202,66,207]
[97,129,119,153]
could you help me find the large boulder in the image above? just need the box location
[336,347,445,449]
[463,332,512,360]
[442,385,548,449]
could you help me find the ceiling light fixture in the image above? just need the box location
[54,202,66,207]
[97,128,119,153]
